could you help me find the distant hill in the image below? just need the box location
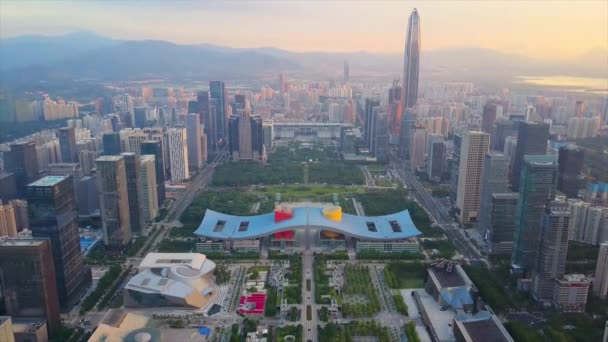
[0,31,118,70]
[1,31,606,83]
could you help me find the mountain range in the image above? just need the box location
[1,31,606,84]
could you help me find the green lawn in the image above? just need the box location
[383,262,426,289]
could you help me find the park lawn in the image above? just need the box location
[384,262,426,289]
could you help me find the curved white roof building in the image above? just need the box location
[124,253,216,308]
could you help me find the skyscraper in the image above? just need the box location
[512,155,558,272]
[209,81,227,142]
[363,98,381,149]
[102,132,121,155]
[26,176,89,310]
[401,8,421,110]
[167,127,189,182]
[511,121,550,191]
[5,141,39,194]
[594,242,608,299]
[491,119,517,152]
[426,134,445,180]
[58,127,77,163]
[96,156,131,247]
[400,8,421,159]
[343,60,350,83]
[228,113,264,161]
[532,198,570,303]
[139,155,158,224]
[479,153,510,234]
[121,153,144,237]
[141,140,165,206]
[481,102,501,135]
[387,79,402,139]
[449,133,462,202]
[557,145,584,198]
[456,131,490,225]
[410,127,427,171]
[0,238,61,335]
[186,113,203,169]
[0,173,18,203]
[372,109,389,162]
[488,193,519,255]
[0,201,17,237]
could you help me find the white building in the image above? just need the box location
[167,127,189,182]
[456,131,490,224]
[553,274,590,313]
[139,155,158,224]
[124,253,216,308]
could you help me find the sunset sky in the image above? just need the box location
[1,1,606,60]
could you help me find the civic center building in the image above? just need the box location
[194,204,421,254]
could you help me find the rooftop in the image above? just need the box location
[96,155,124,162]
[28,176,67,187]
[195,206,421,241]
[456,313,514,342]
[0,238,46,247]
[430,267,466,288]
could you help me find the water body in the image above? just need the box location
[516,75,608,94]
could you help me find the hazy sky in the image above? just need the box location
[1,1,606,60]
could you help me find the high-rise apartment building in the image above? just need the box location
[102,132,121,155]
[186,113,203,169]
[532,199,570,303]
[139,155,158,224]
[58,127,77,163]
[512,155,557,272]
[479,153,510,234]
[141,140,165,206]
[427,135,445,180]
[121,153,144,236]
[456,131,490,225]
[26,176,89,310]
[594,242,608,299]
[511,121,549,191]
[0,238,61,335]
[167,128,189,182]
[557,145,584,198]
[96,156,131,247]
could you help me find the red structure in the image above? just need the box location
[273,231,294,240]
[238,293,266,315]
[274,205,293,223]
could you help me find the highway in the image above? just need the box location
[165,149,227,223]
[390,161,483,260]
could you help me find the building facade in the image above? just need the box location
[96,156,131,247]
[595,242,608,299]
[479,153,510,235]
[512,155,557,273]
[26,176,89,311]
[456,131,490,225]
[511,121,549,191]
[139,155,158,224]
[167,127,189,182]
[121,153,145,237]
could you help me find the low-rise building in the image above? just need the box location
[553,274,590,313]
[124,253,216,309]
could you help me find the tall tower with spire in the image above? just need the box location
[400,8,421,160]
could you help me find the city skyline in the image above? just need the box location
[1,1,606,60]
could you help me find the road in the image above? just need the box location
[165,149,228,223]
[302,229,317,342]
[390,161,483,260]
